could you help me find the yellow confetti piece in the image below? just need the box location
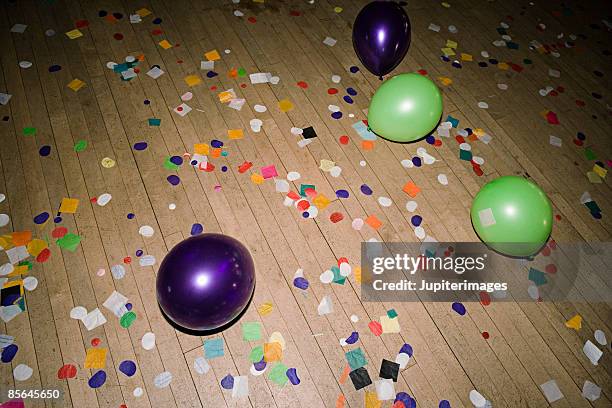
[184,74,202,87]
[101,157,116,168]
[441,47,455,56]
[473,128,486,137]
[258,302,273,316]
[365,391,382,408]
[27,239,47,257]
[251,173,264,184]
[67,78,85,92]
[319,159,336,172]
[380,315,401,333]
[593,164,607,179]
[354,267,362,284]
[565,314,582,330]
[334,6,343,13]
[218,90,234,104]
[460,53,473,61]
[228,129,244,140]
[263,342,282,362]
[136,8,152,17]
[8,265,29,277]
[497,62,509,70]
[194,143,209,155]
[59,198,79,214]
[84,348,108,369]
[65,29,83,39]
[278,99,294,112]
[441,2,451,7]
[313,194,331,210]
[438,76,453,86]
[205,49,221,61]
[158,40,172,49]
[446,39,458,49]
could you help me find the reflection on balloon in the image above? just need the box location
[470,176,553,257]
[367,73,443,143]
[352,1,411,78]
[156,233,255,331]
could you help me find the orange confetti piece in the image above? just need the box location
[12,231,32,246]
[402,181,421,197]
[365,214,382,229]
[336,394,346,408]
[362,140,374,150]
[339,364,350,384]
[263,342,282,362]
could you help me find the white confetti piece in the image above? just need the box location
[320,270,334,284]
[428,23,441,32]
[548,68,561,78]
[406,201,418,212]
[181,92,193,102]
[0,193,5,203]
[139,225,154,237]
[472,156,485,165]
[103,290,128,317]
[317,295,333,315]
[133,387,144,397]
[13,364,33,381]
[141,332,156,350]
[469,390,487,407]
[269,76,280,85]
[359,160,367,167]
[583,340,602,365]
[0,214,9,227]
[540,380,564,403]
[437,174,448,185]
[478,208,496,227]
[594,329,606,346]
[146,66,164,79]
[250,118,263,132]
[477,101,489,109]
[352,218,364,230]
[232,375,249,398]
[323,36,337,46]
[331,75,341,83]
[401,159,413,168]
[329,166,342,178]
[70,306,88,320]
[307,205,318,218]
[233,10,244,17]
[350,314,359,322]
[97,193,112,206]
[527,284,539,300]
[19,61,32,69]
[448,25,458,33]
[582,380,601,401]
[250,363,266,376]
[194,357,210,374]
[275,179,290,193]
[254,104,267,113]
[96,268,105,277]
[269,332,286,350]
[290,127,303,135]
[395,352,410,369]
[375,379,395,400]
[23,276,38,291]
[169,203,176,210]
[549,135,562,147]
[173,103,192,117]
[154,371,173,388]
[0,264,14,276]
[414,226,426,240]
[45,29,55,37]
[497,83,508,90]
[328,104,340,112]
[339,263,351,277]
[139,255,156,267]
[378,197,392,207]
[459,143,471,151]
[287,171,301,181]
[82,308,106,330]
[111,264,126,280]
[0,334,14,348]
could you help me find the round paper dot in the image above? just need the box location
[220,374,234,389]
[133,142,148,151]
[45,29,56,36]
[154,371,173,388]
[0,214,9,227]
[57,364,77,379]
[101,157,116,168]
[1,344,18,363]
[111,264,126,279]
[49,64,62,72]
[119,360,137,377]
[23,276,38,291]
[88,370,107,388]
[594,329,606,346]
[19,61,32,69]
[360,184,372,195]
[34,212,50,225]
[438,174,449,185]
[330,166,342,177]
[349,66,360,73]
[70,306,87,320]
[339,135,349,144]
[194,357,210,374]
[169,203,176,210]
[477,101,489,109]
[287,171,301,181]
[14,364,33,381]
[452,302,466,315]
[142,332,156,350]
[331,75,341,83]
[352,218,364,230]
[411,215,423,227]
[331,111,342,119]
[96,268,105,276]
[191,223,203,235]
[414,226,426,239]
[401,159,413,168]
[378,197,392,207]
[39,145,51,157]
[139,225,154,237]
[133,387,144,397]
[254,104,267,112]
[359,160,367,167]
[336,189,349,198]
[0,193,4,203]
[350,314,359,322]
[167,175,180,185]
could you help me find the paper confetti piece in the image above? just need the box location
[278,99,294,112]
[205,50,221,61]
[67,78,85,91]
[84,348,107,369]
[184,75,202,87]
[158,40,172,49]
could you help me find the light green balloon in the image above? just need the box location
[367,73,443,143]
[470,176,553,257]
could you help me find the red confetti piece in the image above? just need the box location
[238,161,253,173]
[90,197,97,203]
[417,69,427,75]
[556,86,564,93]
[297,81,308,89]
[545,264,557,274]
[240,83,247,88]
[57,364,77,379]
[134,68,140,73]
[151,29,163,35]
[287,191,300,200]
[575,99,585,107]
[548,240,557,249]
[75,20,89,28]
[248,17,257,23]
[339,135,349,145]
[573,139,584,146]
[330,212,344,223]
[177,60,183,64]
[91,338,101,347]
[541,246,551,256]
[455,135,465,144]
[392,402,405,408]
[338,257,348,266]
[479,291,491,306]
[52,227,68,238]
[123,257,131,264]
[296,200,310,211]
[368,321,383,336]
[434,139,442,147]
[210,85,217,91]
[327,88,339,95]
[546,111,560,125]
[472,164,484,176]
[550,90,558,97]
[482,331,490,339]
[113,33,124,41]
[555,214,562,221]
[290,10,301,16]
[36,248,51,263]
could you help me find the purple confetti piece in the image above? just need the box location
[34,212,50,225]
[167,175,180,186]
[452,302,466,316]
[220,374,234,389]
[349,66,360,73]
[343,95,354,104]
[439,400,451,408]
[135,249,143,257]
[346,332,359,345]
[293,277,309,290]
[411,215,422,227]
[346,87,357,96]
[1,344,18,363]
[254,360,267,371]
[336,189,349,199]
[360,184,373,195]
[88,370,107,388]
[191,223,203,235]
[39,145,51,157]
[118,360,137,377]
[170,156,183,166]
[331,111,343,119]
[133,142,148,151]
[211,139,224,148]
[425,135,436,145]
[399,343,413,357]
[286,368,300,385]
[412,157,422,167]
[206,71,218,78]
[395,392,416,408]
[48,64,62,72]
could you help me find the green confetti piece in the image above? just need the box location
[74,140,88,152]
[299,184,315,197]
[23,127,36,136]
[164,156,179,171]
[238,67,247,77]
[56,233,81,252]
[120,311,137,328]
[248,346,264,363]
[268,363,289,386]
[459,149,473,161]
[148,118,161,126]
[242,322,262,341]
[345,347,367,370]
[584,148,597,161]
[387,309,398,319]
[331,266,345,285]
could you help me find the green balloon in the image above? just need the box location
[471,176,553,257]
[367,73,443,142]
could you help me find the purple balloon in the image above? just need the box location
[352,1,411,78]
[156,233,255,331]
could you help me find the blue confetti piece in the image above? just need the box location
[48,64,62,72]
[346,332,359,345]
[152,17,162,24]
[170,156,183,166]
[88,370,107,388]
[452,302,466,316]
[343,95,354,104]
[425,135,436,144]
[399,343,413,357]
[167,175,180,186]
[204,338,224,359]
[331,111,343,119]
[302,212,309,218]
[349,66,360,73]
[135,249,143,257]
[336,189,349,199]
[54,216,62,224]
[118,360,137,377]
[286,368,300,385]
[1,344,18,363]
[360,184,373,195]
[446,115,459,128]
[411,215,422,227]
[133,142,148,151]
[346,87,357,96]
[220,374,234,389]
[293,277,309,290]
[126,303,132,311]
[395,392,417,408]
[34,212,50,225]
[148,118,161,126]
[211,140,224,148]
[191,223,204,235]
[39,145,51,157]
[254,358,267,371]
[412,157,422,167]
[206,71,218,78]
[439,400,451,408]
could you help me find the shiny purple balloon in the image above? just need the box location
[352,1,411,78]
[156,233,255,331]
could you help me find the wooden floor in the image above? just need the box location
[1,0,611,407]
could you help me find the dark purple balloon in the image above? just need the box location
[352,1,411,78]
[156,233,255,331]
